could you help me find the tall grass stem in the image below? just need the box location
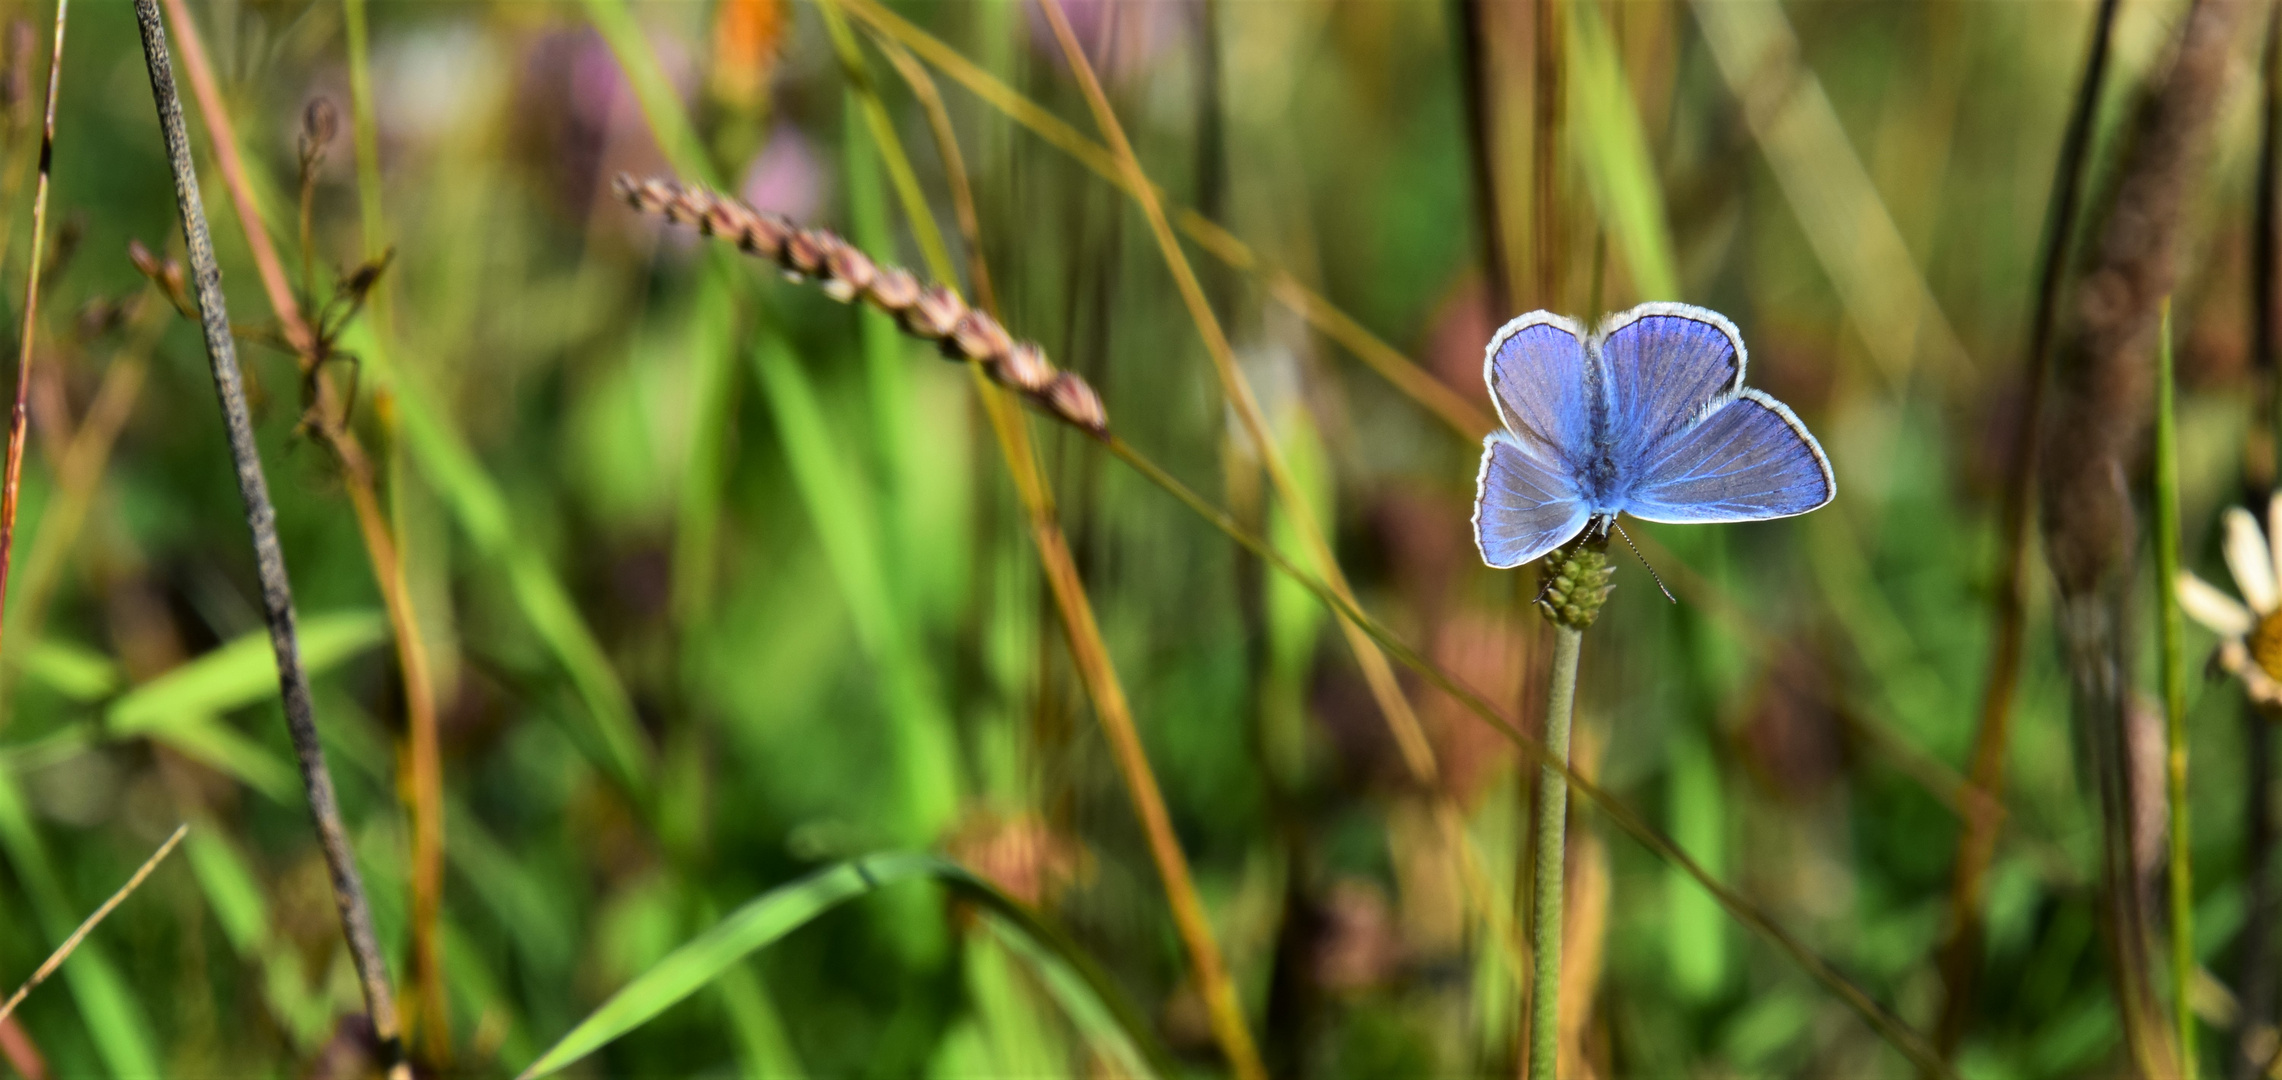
[131,4,408,1075]
[0,0,65,691]
[1530,625,1582,1080]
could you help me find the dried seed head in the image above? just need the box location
[300,98,340,168]
[782,228,832,277]
[904,284,965,340]
[996,341,1056,395]
[1043,372,1108,437]
[822,243,876,302]
[950,310,1012,362]
[865,266,921,312]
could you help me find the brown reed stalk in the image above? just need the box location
[130,4,412,1077]
[2039,0,2254,1074]
[1930,0,2120,1061]
[1458,0,1514,313]
[0,0,65,690]
[148,0,449,1057]
[1530,0,1565,312]
[0,823,185,1027]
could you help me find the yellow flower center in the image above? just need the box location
[2253,612,2282,683]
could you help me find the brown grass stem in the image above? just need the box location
[151,0,448,1055]
[2039,0,2253,1071]
[1930,0,2118,1058]
[0,0,66,690]
[131,4,410,1075]
[0,822,186,1027]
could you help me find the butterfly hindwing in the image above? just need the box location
[1620,390,1834,524]
[1473,434,1592,569]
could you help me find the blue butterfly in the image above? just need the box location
[1472,302,1835,569]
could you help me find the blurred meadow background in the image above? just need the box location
[0,0,2273,1077]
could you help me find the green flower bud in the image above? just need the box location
[1538,541,1615,630]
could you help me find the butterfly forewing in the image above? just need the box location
[1593,304,1746,472]
[1485,314,1596,467]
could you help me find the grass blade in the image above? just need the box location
[516,853,1172,1080]
[0,772,160,1078]
[0,823,185,1027]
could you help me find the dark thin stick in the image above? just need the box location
[1457,0,1512,313]
[129,4,407,1076]
[0,0,65,674]
[1930,0,2119,1061]
[0,823,186,1026]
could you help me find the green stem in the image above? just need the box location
[1531,623,1583,1080]
[2154,297,2195,1076]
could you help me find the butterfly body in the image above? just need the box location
[1473,302,1834,569]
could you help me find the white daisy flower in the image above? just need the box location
[2176,496,2282,708]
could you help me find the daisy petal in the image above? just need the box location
[2267,491,2282,590]
[2178,571,2256,637]
[2225,507,2279,614]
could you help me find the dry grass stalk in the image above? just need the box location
[0,0,66,685]
[149,0,449,1057]
[614,175,1108,439]
[2037,0,2256,1073]
[131,3,411,1076]
[0,823,186,1027]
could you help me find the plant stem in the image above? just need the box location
[2156,298,2196,1077]
[130,4,408,1076]
[0,0,65,687]
[1531,624,1582,1080]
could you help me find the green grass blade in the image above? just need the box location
[747,330,961,840]
[0,772,161,1078]
[1566,0,1680,302]
[105,610,386,735]
[342,320,655,799]
[517,853,1171,1080]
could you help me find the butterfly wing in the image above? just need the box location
[1620,390,1835,524]
[1594,303,1746,470]
[1484,312,1596,465]
[1475,313,1595,567]
[1474,434,1592,568]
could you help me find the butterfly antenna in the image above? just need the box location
[1611,522,1678,604]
